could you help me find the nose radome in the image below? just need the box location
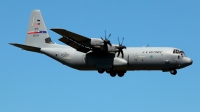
[183,57,193,66]
[190,58,193,65]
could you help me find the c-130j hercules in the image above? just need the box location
[10,10,193,77]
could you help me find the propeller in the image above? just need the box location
[116,37,126,58]
[101,30,112,47]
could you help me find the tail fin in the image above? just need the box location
[25,10,52,47]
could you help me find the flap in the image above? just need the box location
[59,37,91,53]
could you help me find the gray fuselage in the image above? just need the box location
[40,44,192,72]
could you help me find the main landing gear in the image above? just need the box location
[170,69,177,75]
[98,69,104,74]
[110,71,125,77]
[97,69,126,77]
[110,72,117,77]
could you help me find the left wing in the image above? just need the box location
[51,28,118,54]
[58,36,91,53]
[51,28,92,46]
[51,28,93,53]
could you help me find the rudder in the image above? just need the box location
[25,10,52,47]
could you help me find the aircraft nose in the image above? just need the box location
[182,57,193,66]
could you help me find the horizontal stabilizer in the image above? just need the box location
[9,43,41,52]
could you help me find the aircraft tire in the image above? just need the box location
[118,72,125,77]
[106,70,110,74]
[98,69,104,74]
[110,72,116,77]
[170,69,177,75]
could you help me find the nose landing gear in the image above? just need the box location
[170,69,177,75]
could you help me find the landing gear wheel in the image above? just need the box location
[170,69,177,75]
[98,69,104,74]
[110,72,116,77]
[118,72,125,77]
[106,70,110,74]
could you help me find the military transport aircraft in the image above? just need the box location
[10,10,193,77]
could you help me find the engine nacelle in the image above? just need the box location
[89,38,118,52]
[113,57,127,66]
[90,38,104,46]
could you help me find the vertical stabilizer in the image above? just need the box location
[25,10,52,47]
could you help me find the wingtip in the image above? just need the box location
[9,43,21,47]
[50,28,65,31]
[9,43,15,45]
[50,28,55,31]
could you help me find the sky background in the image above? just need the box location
[0,0,199,112]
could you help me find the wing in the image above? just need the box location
[51,28,92,53]
[58,37,91,53]
[51,28,117,54]
[51,28,92,46]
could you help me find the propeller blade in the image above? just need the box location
[116,37,126,58]
[100,30,112,49]
[105,30,106,39]
[108,42,112,46]
[117,50,120,57]
[121,37,124,45]
[108,34,111,39]
[102,43,108,50]
[121,50,124,58]
[118,37,120,45]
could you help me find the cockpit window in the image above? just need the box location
[173,49,186,56]
[180,51,186,57]
[173,49,180,54]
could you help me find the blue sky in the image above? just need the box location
[1,0,199,112]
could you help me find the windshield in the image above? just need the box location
[180,51,186,57]
[173,49,186,57]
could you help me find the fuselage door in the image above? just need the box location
[128,54,138,67]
